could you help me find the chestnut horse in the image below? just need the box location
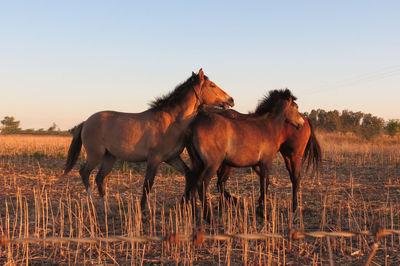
[186,89,305,220]
[64,69,234,212]
[215,111,321,212]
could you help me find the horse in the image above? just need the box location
[185,89,305,220]
[63,69,234,212]
[214,110,321,212]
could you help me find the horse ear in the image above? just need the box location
[198,68,204,80]
[192,71,196,76]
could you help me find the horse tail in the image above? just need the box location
[303,118,322,175]
[185,141,203,190]
[64,122,84,175]
[184,122,205,199]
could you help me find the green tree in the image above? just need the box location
[315,109,327,129]
[307,109,318,126]
[48,122,57,132]
[359,114,384,140]
[385,120,400,136]
[325,110,342,131]
[1,116,21,134]
[311,109,342,131]
[341,110,363,133]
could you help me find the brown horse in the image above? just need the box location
[215,111,321,212]
[186,89,305,220]
[64,69,234,212]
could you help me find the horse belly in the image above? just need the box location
[96,116,153,162]
[225,156,259,168]
[114,146,148,162]
[225,142,260,167]
[106,132,151,162]
[107,126,185,163]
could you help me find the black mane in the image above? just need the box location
[149,74,208,111]
[253,89,297,115]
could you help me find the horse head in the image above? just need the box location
[283,93,305,129]
[192,69,234,109]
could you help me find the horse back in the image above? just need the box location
[192,112,280,167]
[200,107,250,119]
[81,110,169,161]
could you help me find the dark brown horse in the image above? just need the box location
[64,69,234,212]
[215,111,321,212]
[186,89,305,219]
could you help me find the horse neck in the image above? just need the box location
[265,101,287,140]
[167,88,200,122]
[278,123,289,146]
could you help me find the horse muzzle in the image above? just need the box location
[296,117,306,129]
[222,97,235,109]
[286,117,305,130]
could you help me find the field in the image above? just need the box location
[0,133,400,265]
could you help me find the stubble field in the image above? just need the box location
[0,132,399,265]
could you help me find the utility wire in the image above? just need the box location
[299,65,400,96]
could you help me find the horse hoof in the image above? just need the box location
[106,209,115,218]
[139,202,147,214]
[230,196,238,205]
[180,196,186,206]
[256,205,265,218]
[204,214,211,224]
[202,209,212,223]
[140,207,147,217]
[220,196,238,208]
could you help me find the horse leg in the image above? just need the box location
[165,156,190,194]
[217,164,236,204]
[166,156,190,175]
[282,154,294,208]
[95,153,116,215]
[284,154,302,212]
[79,159,99,201]
[166,156,195,208]
[182,157,202,216]
[196,164,219,222]
[140,159,160,212]
[197,168,213,223]
[256,162,270,218]
[252,165,261,175]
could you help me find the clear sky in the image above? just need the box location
[1,1,399,130]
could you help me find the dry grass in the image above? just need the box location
[0,133,400,265]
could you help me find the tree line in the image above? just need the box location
[0,116,69,136]
[1,113,399,139]
[305,109,400,139]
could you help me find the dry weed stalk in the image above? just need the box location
[0,132,399,264]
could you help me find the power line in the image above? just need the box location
[300,65,400,96]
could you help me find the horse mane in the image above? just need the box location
[198,89,297,120]
[253,89,297,115]
[149,74,208,111]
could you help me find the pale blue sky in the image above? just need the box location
[1,1,399,130]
